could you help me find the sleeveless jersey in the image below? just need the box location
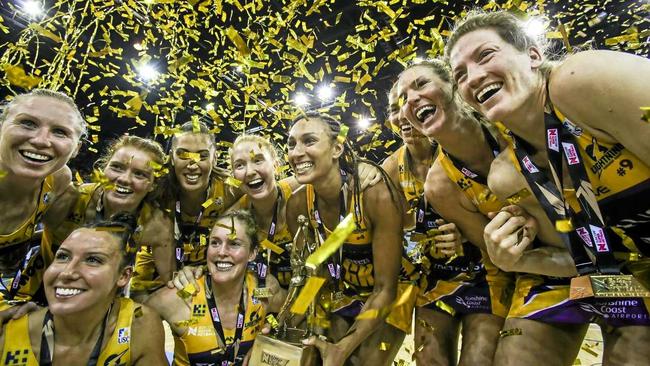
[0,297,135,365]
[237,180,293,288]
[0,175,55,306]
[132,178,230,294]
[397,145,484,277]
[0,175,53,249]
[175,272,265,366]
[553,108,650,255]
[305,184,374,298]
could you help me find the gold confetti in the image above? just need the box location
[265,314,279,329]
[580,344,598,357]
[260,239,285,254]
[641,107,650,122]
[176,283,196,300]
[499,328,523,338]
[379,342,390,351]
[306,213,356,269]
[3,64,41,89]
[337,125,349,144]
[290,276,326,315]
[506,188,531,205]
[225,177,242,188]
[555,219,573,233]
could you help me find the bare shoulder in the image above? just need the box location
[425,161,477,214]
[130,303,166,365]
[280,176,301,191]
[549,50,650,138]
[487,150,526,200]
[286,185,308,234]
[52,165,73,195]
[380,149,399,176]
[549,50,643,91]
[424,162,455,198]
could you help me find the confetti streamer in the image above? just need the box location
[305,213,356,269]
[290,276,326,315]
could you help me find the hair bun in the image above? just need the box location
[108,211,138,232]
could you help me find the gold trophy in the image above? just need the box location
[249,215,323,366]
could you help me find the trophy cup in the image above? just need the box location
[249,215,323,366]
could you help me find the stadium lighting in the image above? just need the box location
[357,116,371,129]
[138,63,159,82]
[524,17,546,39]
[293,93,309,107]
[21,0,43,18]
[316,84,334,101]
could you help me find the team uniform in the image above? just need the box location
[503,110,650,326]
[303,180,417,334]
[132,179,230,294]
[0,297,136,365]
[236,180,294,289]
[174,271,265,366]
[305,184,374,318]
[401,138,512,318]
[0,175,55,309]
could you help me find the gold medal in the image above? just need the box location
[570,274,650,299]
[253,287,273,299]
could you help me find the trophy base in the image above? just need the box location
[570,274,650,300]
[249,333,320,366]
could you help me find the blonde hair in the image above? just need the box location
[230,134,282,169]
[95,135,167,206]
[1,89,87,139]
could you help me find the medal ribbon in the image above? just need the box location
[511,113,618,274]
[312,172,349,288]
[39,303,112,366]
[256,186,282,290]
[205,276,246,365]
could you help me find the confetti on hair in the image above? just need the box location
[225,177,242,188]
[641,107,650,122]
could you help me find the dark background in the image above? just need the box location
[1,0,648,177]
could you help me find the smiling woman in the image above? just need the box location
[229,134,298,289]
[285,112,404,366]
[0,89,85,310]
[0,212,167,365]
[145,210,286,366]
[40,135,174,299]
[447,9,650,366]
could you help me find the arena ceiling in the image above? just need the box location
[1,0,648,175]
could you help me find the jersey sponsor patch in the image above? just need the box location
[117,327,130,344]
[562,142,580,165]
[547,128,559,152]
